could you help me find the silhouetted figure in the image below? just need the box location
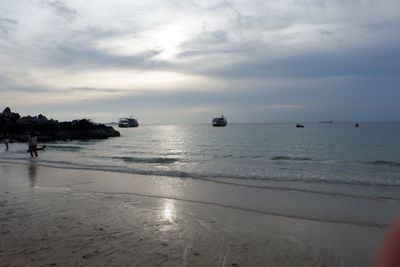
[28,132,38,158]
[3,135,9,151]
[26,145,46,153]
[355,123,359,128]
[37,145,46,151]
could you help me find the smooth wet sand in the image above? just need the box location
[0,162,393,266]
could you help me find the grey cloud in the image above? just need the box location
[53,43,166,69]
[39,0,78,18]
[0,73,62,93]
[37,23,169,70]
[177,48,239,59]
[207,0,233,10]
[70,87,117,93]
[0,69,117,94]
[206,30,228,43]
[177,26,260,60]
[0,17,17,25]
[319,30,334,35]
[0,83,51,93]
[73,26,127,40]
[233,9,296,31]
[0,17,18,35]
[0,76,119,94]
[181,30,229,49]
[188,1,297,33]
[197,48,400,79]
[176,30,236,58]
[183,0,234,11]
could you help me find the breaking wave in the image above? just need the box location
[111,156,179,164]
[1,157,400,187]
[364,160,400,168]
[270,156,314,161]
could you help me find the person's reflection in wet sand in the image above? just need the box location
[28,163,38,187]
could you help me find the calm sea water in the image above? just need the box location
[1,123,400,186]
[2,122,400,232]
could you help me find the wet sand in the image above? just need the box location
[0,162,391,266]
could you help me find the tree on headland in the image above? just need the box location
[0,107,120,142]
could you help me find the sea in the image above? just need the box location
[2,123,400,186]
[1,122,400,229]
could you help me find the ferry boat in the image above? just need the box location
[118,118,139,128]
[212,115,227,127]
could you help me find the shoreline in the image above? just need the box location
[1,160,399,227]
[2,154,400,188]
[0,162,393,266]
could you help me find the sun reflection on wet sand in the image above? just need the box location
[162,199,176,222]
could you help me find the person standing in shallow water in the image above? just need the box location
[28,132,38,158]
[3,135,9,151]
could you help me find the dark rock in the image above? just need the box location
[0,107,120,142]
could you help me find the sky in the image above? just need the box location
[1,0,400,123]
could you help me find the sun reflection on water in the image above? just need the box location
[155,125,185,158]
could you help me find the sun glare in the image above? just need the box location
[152,26,186,60]
[94,24,189,61]
[162,199,176,222]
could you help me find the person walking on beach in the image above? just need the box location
[3,135,9,151]
[28,132,38,158]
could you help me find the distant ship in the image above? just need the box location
[318,120,333,123]
[118,117,139,128]
[212,115,227,127]
[296,124,305,128]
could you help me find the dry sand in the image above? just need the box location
[0,162,389,266]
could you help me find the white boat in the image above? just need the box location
[118,118,139,128]
[212,115,227,127]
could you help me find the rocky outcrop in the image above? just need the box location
[0,107,120,142]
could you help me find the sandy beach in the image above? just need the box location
[0,161,395,266]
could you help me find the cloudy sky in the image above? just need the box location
[1,0,400,123]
